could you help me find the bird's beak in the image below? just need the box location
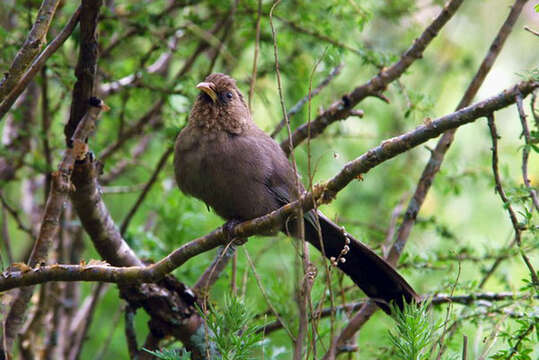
[196,81,217,103]
[100,102,111,111]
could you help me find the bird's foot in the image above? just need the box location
[223,219,242,242]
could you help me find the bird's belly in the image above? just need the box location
[175,135,278,221]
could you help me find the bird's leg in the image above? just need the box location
[222,219,247,245]
[223,219,241,239]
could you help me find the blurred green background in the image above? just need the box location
[0,0,537,359]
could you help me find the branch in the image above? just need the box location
[0,6,81,120]
[324,0,531,353]
[0,99,107,354]
[0,81,41,181]
[260,292,534,335]
[515,93,539,212]
[194,244,237,292]
[65,0,102,144]
[70,144,211,358]
[281,0,465,154]
[487,114,538,284]
[0,0,61,102]
[0,80,536,292]
[524,26,539,37]
[120,145,173,235]
[271,64,344,138]
[99,29,184,96]
[0,191,34,238]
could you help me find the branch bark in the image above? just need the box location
[323,1,530,356]
[65,0,103,144]
[0,0,61,102]
[0,99,107,355]
[0,6,81,120]
[1,80,536,292]
[281,0,465,154]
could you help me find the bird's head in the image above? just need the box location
[190,73,251,134]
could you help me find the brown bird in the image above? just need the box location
[174,73,419,313]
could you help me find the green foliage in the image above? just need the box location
[387,300,439,360]
[143,347,191,360]
[202,297,264,360]
[0,0,537,359]
[490,317,537,360]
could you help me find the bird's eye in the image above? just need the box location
[225,92,233,99]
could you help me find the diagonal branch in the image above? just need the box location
[0,0,61,102]
[1,80,536,292]
[271,63,344,138]
[0,99,107,354]
[324,0,531,354]
[0,6,81,120]
[120,145,173,235]
[281,0,465,154]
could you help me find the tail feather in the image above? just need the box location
[304,211,419,314]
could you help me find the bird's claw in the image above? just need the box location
[223,219,242,242]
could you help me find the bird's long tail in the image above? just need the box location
[303,211,419,314]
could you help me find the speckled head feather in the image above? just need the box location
[189,73,251,134]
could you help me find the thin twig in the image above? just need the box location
[435,253,461,360]
[486,114,538,284]
[269,2,306,358]
[282,0,465,154]
[515,93,539,212]
[41,66,53,195]
[504,323,535,360]
[271,64,344,138]
[0,0,61,102]
[0,6,81,120]
[0,191,34,237]
[244,247,295,341]
[194,242,237,292]
[305,48,332,359]
[477,314,508,360]
[95,306,123,360]
[68,282,107,360]
[248,0,262,111]
[1,206,13,264]
[120,145,173,235]
[524,26,539,37]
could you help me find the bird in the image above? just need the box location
[174,73,419,313]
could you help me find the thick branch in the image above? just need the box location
[0,100,106,354]
[325,1,532,354]
[65,0,103,144]
[1,80,536,292]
